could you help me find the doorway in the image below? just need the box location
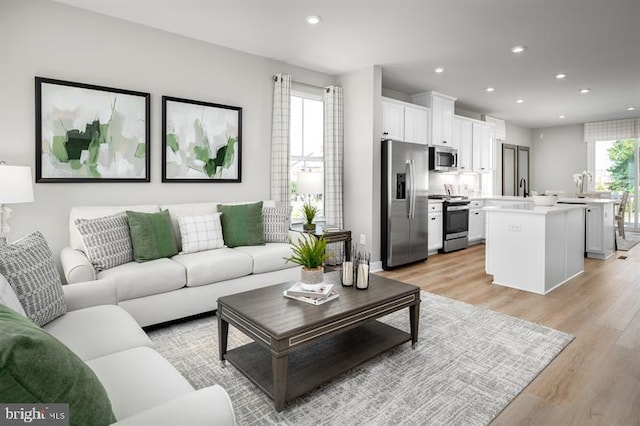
[591,138,639,231]
[501,144,530,197]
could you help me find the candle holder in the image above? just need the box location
[341,260,353,287]
[351,245,370,290]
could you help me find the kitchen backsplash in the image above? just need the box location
[429,171,491,197]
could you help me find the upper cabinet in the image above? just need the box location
[404,107,428,145]
[472,121,491,171]
[381,98,429,144]
[454,116,473,171]
[381,100,405,141]
[411,91,457,148]
[453,115,492,172]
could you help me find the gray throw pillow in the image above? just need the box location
[262,206,292,243]
[0,231,66,326]
[75,212,133,271]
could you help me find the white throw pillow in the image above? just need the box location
[178,213,225,254]
[0,273,27,317]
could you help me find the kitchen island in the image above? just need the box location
[484,203,586,295]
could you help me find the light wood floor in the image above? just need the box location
[378,242,640,425]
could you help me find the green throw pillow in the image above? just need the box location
[0,305,116,426]
[126,210,178,262]
[218,202,265,247]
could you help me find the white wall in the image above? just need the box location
[0,1,335,259]
[506,122,532,148]
[339,66,380,263]
[531,124,585,196]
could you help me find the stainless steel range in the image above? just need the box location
[429,195,470,253]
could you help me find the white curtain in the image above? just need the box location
[584,118,639,143]
[323,85,344,263]
[270,73,291,207]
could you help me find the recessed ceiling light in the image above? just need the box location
[555,73,567,79]
[511,45,526,54]
[305,15,321,25]
[486,87,495,92]
[434,67,445,73]
[559,115,566,119]
[626,106,636,111]
[516,99,524,104]
[580,88,590,94]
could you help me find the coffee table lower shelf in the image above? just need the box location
[224,320,411,406]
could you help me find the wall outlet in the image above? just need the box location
[508,224,521,232]
[359,234,366,245]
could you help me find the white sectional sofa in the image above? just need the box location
[60,200,301,326]
[43,278,235,425]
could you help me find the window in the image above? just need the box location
[290,92,324,222]
[590,138,639,230]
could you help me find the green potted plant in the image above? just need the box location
[301,202,317,232]
[284,234,331,290]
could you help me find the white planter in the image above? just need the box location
[300,267,324,291]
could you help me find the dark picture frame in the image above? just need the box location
[35,77,151,183]
[162,96,242,182]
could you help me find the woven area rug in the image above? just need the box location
[147,292,573,425]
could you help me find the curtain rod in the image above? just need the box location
[273,74,332,93]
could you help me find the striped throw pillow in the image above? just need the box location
[0,232,66,326]
[75,212,133,271]
[262,206,291,243]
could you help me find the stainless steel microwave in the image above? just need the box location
[428,146,458,171]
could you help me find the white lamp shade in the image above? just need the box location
[296,171,323,195]
[0,165,34,204]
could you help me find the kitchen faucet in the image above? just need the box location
[519,177,529,197]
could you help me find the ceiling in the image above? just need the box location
[55,0,640,129]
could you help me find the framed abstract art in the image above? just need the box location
[35,77,150,182]
[162,96,242,182]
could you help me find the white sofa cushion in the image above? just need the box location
[97,258,186,301]
[177,213,225,254]
[69,205,159,251]
[172,248,252,287]
[234,243,297,274]
[43,305,151,361]
[112,385,235,426]
[87,347,194,421]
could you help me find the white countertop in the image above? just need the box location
[470,195,616,204]
[483,203,586,215]
[557,197,617,204]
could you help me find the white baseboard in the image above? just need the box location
[369,260,383,273]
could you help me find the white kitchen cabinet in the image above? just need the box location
[411,91,457,147]
[585,202,615,259]
[484,204,585,295]
[472,121,491,171]
[468,200,485,242]
[428,202,443,251]
[404,107,428,145]
[454,116,473,171]
[431,94,455,147]
[381,98,428,144]
[381,100,404,141]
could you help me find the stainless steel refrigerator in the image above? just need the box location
[381,140,429,269]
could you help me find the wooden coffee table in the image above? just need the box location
[217,273,420,412]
